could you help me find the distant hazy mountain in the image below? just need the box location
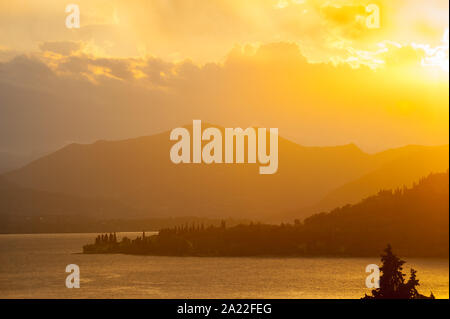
[0,176,17,190]
[0,177,255,233]
[314,145,449,212]
[0,176,140,219]
[0,151,37,174]
[3,125,449,221]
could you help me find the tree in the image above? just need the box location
[364,244,435,299]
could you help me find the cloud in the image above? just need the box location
[0,41,448,155]
[39,41,85,56]
[1,0,448,65]
[0,46,18,62]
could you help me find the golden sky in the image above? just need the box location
[0,0,448,154]
[1,0,449,64]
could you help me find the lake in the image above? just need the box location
[0,233,448,299]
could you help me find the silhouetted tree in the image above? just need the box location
[364,245,435,299]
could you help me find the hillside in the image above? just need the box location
[0,176,146,233]
[298,171,449,257]
[87,172,449,257]
[0,176,252,233]
[314,145,449,212]
[3,125,449,221]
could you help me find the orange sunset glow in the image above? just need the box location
[0,0,448,301]
[0,0,448,153]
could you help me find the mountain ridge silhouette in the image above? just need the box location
[3,125,449,221]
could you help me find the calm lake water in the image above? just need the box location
[0,233,448,299]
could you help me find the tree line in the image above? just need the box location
[83,172,448,257]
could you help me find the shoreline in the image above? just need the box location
[80,251,450,259]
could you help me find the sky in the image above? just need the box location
[0,0,448,154]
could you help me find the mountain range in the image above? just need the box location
[2,125,448,224]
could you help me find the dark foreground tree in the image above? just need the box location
[363,245,435,299]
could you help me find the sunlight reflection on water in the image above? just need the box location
[0,233,448,299]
